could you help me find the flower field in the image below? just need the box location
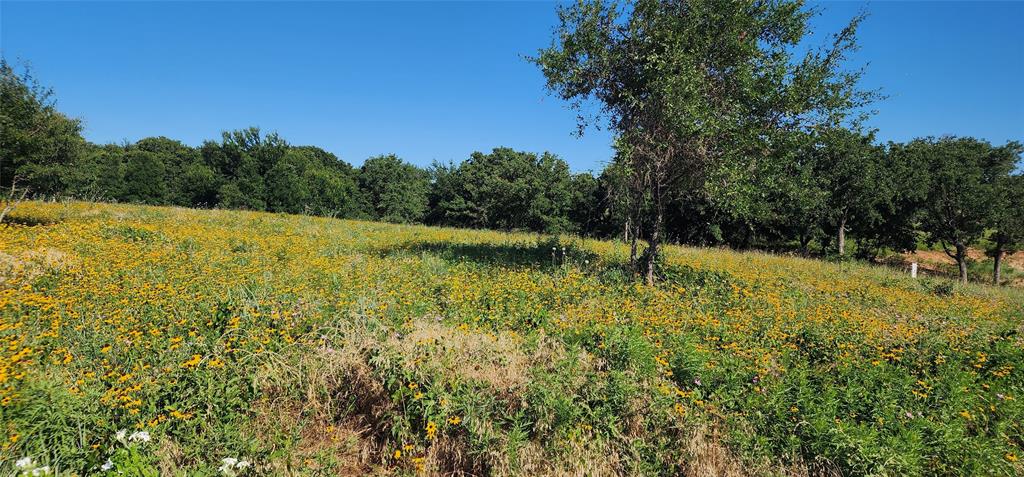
[1,201,1022,476]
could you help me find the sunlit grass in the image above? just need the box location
[1,201,1021,476]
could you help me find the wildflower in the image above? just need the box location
[393,449,402,459]
[128,430,151,443]
[16,457,33,469]
[218,457,250,475]
[115,429,127,442]
[101,459,114,471]
[1007,453,1019,462]
[447,415,461,425]
[425,421,437,440]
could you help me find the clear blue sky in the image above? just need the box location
[1,1,1021,172]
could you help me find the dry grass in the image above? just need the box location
[0,247,75,286]
[389,320,536,398]
[248,324,394,475]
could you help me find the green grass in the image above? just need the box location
[1,201,1022,476]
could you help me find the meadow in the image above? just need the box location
[1,201,1022,476]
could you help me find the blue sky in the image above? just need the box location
[1,1,1022,172]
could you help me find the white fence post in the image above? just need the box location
[911,262,918,278]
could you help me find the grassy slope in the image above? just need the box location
[1,201,1022,476]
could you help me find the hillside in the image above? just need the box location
[1,201,1022,476]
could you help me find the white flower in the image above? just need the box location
[218,457,251,475]
[31,466,51,476]
[128,430,151,443]
[15,457,33,469]
[115,429,127,442]
[101,458,114,471]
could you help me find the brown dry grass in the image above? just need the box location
[0,247,76,286]
[245,319,799,477]
[248,323,393,476]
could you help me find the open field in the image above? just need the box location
[1,201,1022,476]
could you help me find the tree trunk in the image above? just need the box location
[644,202,664,286]
[628,221,639,273]
[955,241,968,285]
[993,243,1004,285]
[837,213,847,257]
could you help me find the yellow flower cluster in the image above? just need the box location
[1,200,1021,472]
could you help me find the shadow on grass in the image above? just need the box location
[373,237,601,271]
[372,237,737,292]
[1,212,62,227]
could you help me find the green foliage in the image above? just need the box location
[360,154,430,223]
[429,147,577,233]
[0,59,85,194]
[121,150,168,205]
[1,39,1022,287]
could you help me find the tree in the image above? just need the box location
[219,154,266,210]
[134,136,202,206]
[534,0,875,284]
[429,148,578,233]
[265,150,312,214]
[987,155,1024,284]
[293,146,364,218]
[856,141,930,256]
[810,128,888,256]
[0,59,85,194]
[121,150,168,204]
[568,172,602,236]
[359,154,429,223]
[915,137,1018,284]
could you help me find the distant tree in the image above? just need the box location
[121,150,168,204]
[534,0,875,284]
[178,161,220,207]
[0,59,85,194]
[429,148,576,233]
[265,150,312,214]
[810,128,889,256]
[987,156,1024,284]
[568,172,601,236]
[134,136,202,206]
[293,146,365,218]
[915,137,1018,284]
[855,141,930,256]
[219,154,266,210]
[359,154,429,223]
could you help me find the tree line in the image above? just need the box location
[2,7,1022,289]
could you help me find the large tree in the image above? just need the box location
[810,128,888,256]
[429,147,577,233]
[986,160,1024,285]
[0,59,85,194]
[359,154,430,223]
[534,0,875,284]
[914,137,1019,284]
